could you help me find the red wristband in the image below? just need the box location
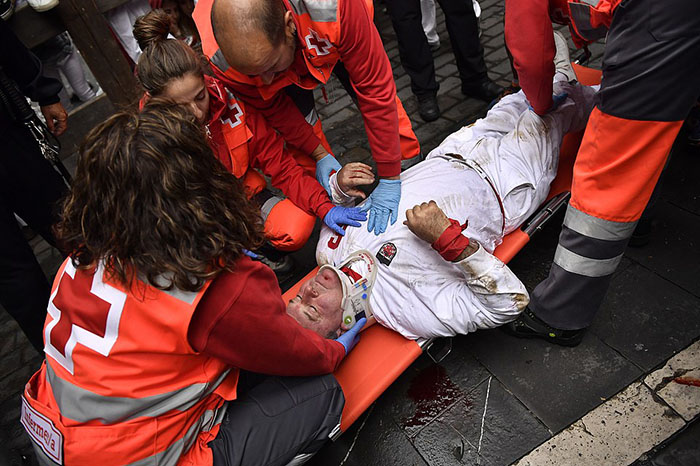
[431,218,470,261]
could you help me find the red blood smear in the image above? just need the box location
[674,377,700,387]
[403,365,467,430]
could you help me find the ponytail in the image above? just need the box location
[133,9,207,95]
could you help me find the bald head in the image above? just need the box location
[212,0,298,82]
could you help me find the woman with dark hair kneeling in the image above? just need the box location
[20,101,363,466]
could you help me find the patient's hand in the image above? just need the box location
[404,201,452,244]
[337,162,375,199]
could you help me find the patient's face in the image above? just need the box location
[286,268,344,339]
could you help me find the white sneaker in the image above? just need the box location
[553,30,576,83]
[27,0,58,12]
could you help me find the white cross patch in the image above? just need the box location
[221,91,244,128]
[305,28,332,56]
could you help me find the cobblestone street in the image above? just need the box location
[1,1,699,465]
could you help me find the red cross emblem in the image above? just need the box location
[305,28,332,56]
[45,262,127,374]
[221,92,244,129]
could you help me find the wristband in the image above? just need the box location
[431,218,470,261]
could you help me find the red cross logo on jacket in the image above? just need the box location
[305,28,332,56]
[222,99,244,129]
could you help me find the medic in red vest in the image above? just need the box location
[22,101,365,466]
[194,0,420,236]
[134,10,366,254]
[503,0,700,345]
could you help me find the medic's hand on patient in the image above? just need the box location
[530,92,569,115]
[323,206,367,236]
[286,252,377,344]
[362,178,402,235]
[335,317,366,354]
[316,153,342,195]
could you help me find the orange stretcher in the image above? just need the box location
[281,64,602,436]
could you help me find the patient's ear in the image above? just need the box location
[339,320,353,333]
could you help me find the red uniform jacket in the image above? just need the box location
[194,0,402,177]
[505,0,618,114]
[206,76,334,219]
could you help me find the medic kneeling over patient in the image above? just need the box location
[134,10,365,274]
[21,102,365,466]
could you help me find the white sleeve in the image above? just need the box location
[329,172,357,206]
[395,244,529,339]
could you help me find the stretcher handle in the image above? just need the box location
[522,191,571,237]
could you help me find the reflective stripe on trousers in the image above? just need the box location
[529,204,635,329]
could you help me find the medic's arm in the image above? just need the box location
[246,107,335,219]
[337,0,402,177]
[504,0,556,115]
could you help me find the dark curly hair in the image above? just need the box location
[56,99,264,292]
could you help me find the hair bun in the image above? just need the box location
[133,9,173,51]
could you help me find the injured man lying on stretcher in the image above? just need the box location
[286,80,597,340]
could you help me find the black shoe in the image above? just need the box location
[417,94,440,122]
[502,307,585,347]
[0,0,14,20]
[628,217,652,248]
[461,79,504,102]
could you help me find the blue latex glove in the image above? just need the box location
[335,317,367,354]
[323,206,367,236]
[316,154,342,196]
[529,92,568,113]
[242,249,259,259]
[361,179,401,235]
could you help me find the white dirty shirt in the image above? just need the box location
[316,83,597,340]
[316,156,528,340]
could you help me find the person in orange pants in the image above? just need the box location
[502,0,700,345]
[134,11,366,264]
[193,0,421,236]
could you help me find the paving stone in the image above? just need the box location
[307,406,428,466]
[590,261,700,371]
[633,418,700,466]
[435,63,459,78]
[0,361,40,402]
[435,94,459,115]
[413,377,550,466]
[386,46,400,60]
[434,52,458,70]
[468,329,643,433]
[0,314,20,358]
[491,59,513,76]
[515,383,685,466]
[415,118,460,150]
[318,94,355,120]
[645,340,700,422]
[437,77,462,96]
[441,98,487,125]
[659,144,700,216]
[625,201,700,298]
[378,337,491,438]
[394,73,412,92]
[320,107,357,130]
